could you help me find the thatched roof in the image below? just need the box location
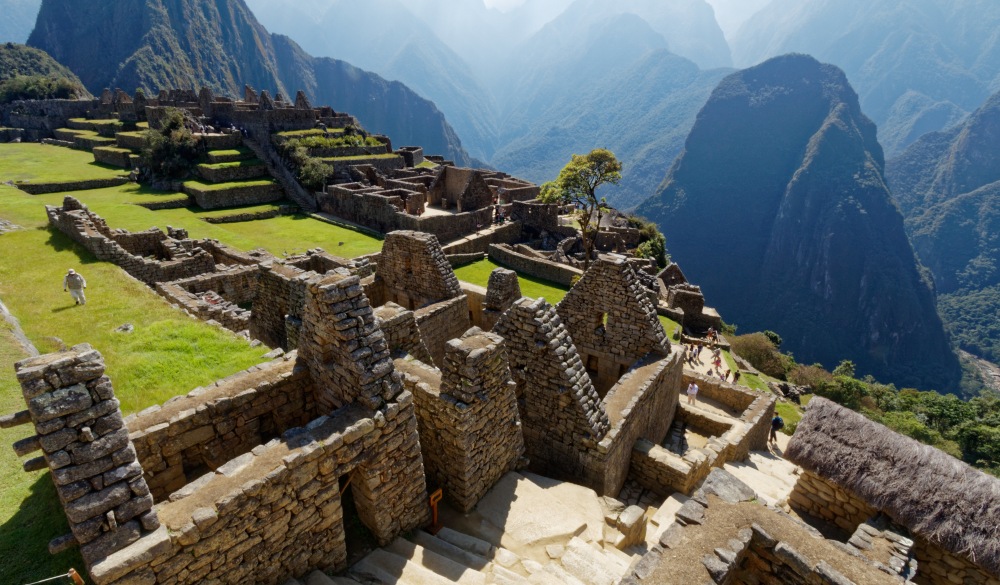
[786,397,1000,576]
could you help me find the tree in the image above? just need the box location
[539,149,622,270]
[141,108,200,180]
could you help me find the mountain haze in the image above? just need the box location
[887,90,1000,363]
[27,0,471,165]
[0,0,40,44]
[639,54,960,391]
[732,0,1000,156]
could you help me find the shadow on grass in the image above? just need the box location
[0,473,86,584]
[50,304,80,314]
[44,228,100,265]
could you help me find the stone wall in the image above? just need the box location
[596,352,683,496]
[493,297,610,488]
[196,161,267,183]
[488,243,583,287]
[556,256,669,395]
[415,296,472,368]
[376,231,463,309]
[405,329,524,512]
[1,98,96,140]
[184,181,284,210]
[47,198,216,285]
[788,470,879,534]
[482,268,522,330]
[92,396,430,585]
[249,263,319,350]
[18,177,129,194]
[318,187,495,243]
[14,345,158,569]
[374,303,433,364]
[125,357,316,501]
[913,537,1000,585]
[440,221,523,255]
[156,266,259,333]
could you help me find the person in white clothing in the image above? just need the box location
[63,269,87,305]
[686,382,699,405]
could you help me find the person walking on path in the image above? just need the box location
[63,269,87,305]
[770,414,785,443]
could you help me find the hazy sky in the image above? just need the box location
[483,0,770,37]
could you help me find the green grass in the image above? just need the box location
[454,258,569,305]
[275,128,345,139]
[659,315,682,341]
[0,182,382,257]
[319,153,400,162]
[0,186,278,581]
[182,178,277,192]
[774,398,811,435]
[198,158,263,170]
[0,143,125,183]
[416,160,438,169]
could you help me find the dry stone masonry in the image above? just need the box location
[13,345,158,569]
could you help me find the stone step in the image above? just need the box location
[557,538,625,585]
[305,570,337,585]
[437,526,496,559]
[385,537,487,585]
[489,564,532,585]
[411,530,491,571]
[350,548,458,585]
[330,577,365,585]
[282,579,304,585]
[527,562,587,585]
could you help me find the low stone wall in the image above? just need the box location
[788,469,879,534]
[308,144,389,158]
[441,221,523,255]
[134,198,191,210]
[155,266,259,333]
[18,177,128,195]
[185,182,284,210]
[446,252,485,267]
[249,263,320,350]
[92,147,134,168]
[414,296,471,368]
[913,536,1000,585]
[488,243,582,287]
[593,352,683,495]
[125,358,316,501]
[202,205,297,224]
[0,127,25,141]
[322,154,404,176]
[196,162,267,183]
[93,395,430,585]
[629,374,774,496]
[318,187,496,243]
[47,200,217,285]
[115,132,146,150]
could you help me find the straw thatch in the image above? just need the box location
[786,397,1000,576]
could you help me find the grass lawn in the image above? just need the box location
[182,178,278,192]
[0,182,383,258]
[774,395,810,435]
[454,258,569,305]
[0,191,276,581]
[0,143,125,183]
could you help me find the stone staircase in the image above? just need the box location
[341,526,632,585]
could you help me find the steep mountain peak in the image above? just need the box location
[640,54,960,391]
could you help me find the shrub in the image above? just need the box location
[0,74,85,103]
[788,363,834,391]
[730,332,792,379]
[141,108,200,180]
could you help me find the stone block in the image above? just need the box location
[28,384,93,423]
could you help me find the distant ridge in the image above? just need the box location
[26,0,471,165]
[639,54,960,391]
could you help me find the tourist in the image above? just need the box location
[63,268,87,305]
[770,414,785,443]
[733,370,741,384]
[686,382,699,405]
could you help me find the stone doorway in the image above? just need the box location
[339,472,379,567]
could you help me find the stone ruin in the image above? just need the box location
[4,228,777,583]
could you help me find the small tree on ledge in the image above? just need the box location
[539,148,622,271]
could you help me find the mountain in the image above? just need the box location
[491,34,728,210]
[0,0,41,43]
[731,0,1000,156]
[26,0,471,165]
[0,42,84,86]
[639,54,960,391]
[244,0,499,161]
[887,90,1000,363]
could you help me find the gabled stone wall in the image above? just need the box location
[556,255,669,394]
